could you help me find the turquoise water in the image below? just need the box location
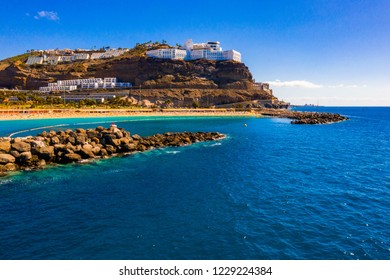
[0,108,389,259]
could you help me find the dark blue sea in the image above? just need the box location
[0,107,389,260]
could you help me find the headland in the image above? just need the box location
[0,40,348,124]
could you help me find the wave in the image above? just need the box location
[166,151,181,154]
[8,123,69,138]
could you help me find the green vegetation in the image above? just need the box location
[0,91,142,110]
[2,53,29,64]
[192,101,200,108]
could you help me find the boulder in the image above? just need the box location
[122,130,130,138]
[137,144,147,152]
[10,150,20,158]
[17,151,32,163]
[91,146,101,155]
[50,136,60,145]
[92,137,100,144]
[11,141,31,152]
[86,130,98,139]
[132,134,142,141]
[67,136,76,145]
[12,138,22,143]
[120,137,130,145]
[63,148,75,155]
[54,144,66,152]
[48,130,57,137]
[0,139,11,153]
[37,159,46,167]
[113,128,123,139]
[30,140,46,152]
[122,143,137,152]
[3,163,17,171]
[82,143,93,151]
[65,142,76,151]
[77,148,95,159]
[0,154,16,164]
[99,148,108,157]
[37,146,55,161]
[63,153,82,163]
[105,145,116,154]
[75,135,86,145]
[104,134,121,146]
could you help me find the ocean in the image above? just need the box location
[0,107,389,260]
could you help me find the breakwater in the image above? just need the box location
[0,126,225,175]
[261,110,348,124]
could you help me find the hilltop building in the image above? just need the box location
[146,39,241,62]
[26,48,128,65]
[39,77,132,93]
[26,56,45,65]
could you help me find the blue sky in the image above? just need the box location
[1,0,389,105]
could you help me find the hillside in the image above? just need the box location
[0,43,281,107]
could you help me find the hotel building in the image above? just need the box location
[39,77,132,93]
[146,39,242,62]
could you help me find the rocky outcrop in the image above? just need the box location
[0,57,254,90]
[0,126,225,176]
[289,112,348,124]
[260,110,348,124]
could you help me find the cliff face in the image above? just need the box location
[0,57,253,90]
[0,54,283,106]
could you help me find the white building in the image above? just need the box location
[146,48,187,60]
[26,56,45,65]
[90,49,127,60]
[184,39,222,51]
[47,56,62,65]
[61,56,73,63]
[26,48,128,65]
[101,49,126,58]
[39,77,132,93]
[73,53,90,61]
[90,53,104,60]
[39,85,77,93]
[146,39,241,62]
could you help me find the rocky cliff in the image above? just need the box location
[0,49,281,106]
[0,56,254,90]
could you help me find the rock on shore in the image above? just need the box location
[0,126,225,176]
[289,112,348,124]
[261,110,348,124]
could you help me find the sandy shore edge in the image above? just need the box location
[0,109,261,120]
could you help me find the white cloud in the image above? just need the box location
[34,11,59,21]
[266,80,364,89]
[266,80,323,89]
[328,84,358,88]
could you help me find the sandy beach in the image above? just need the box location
[0,108,260,121]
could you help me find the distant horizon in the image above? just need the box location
[1,0,389,106]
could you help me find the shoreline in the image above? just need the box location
[0,108,258,121]
[0,108,349,124]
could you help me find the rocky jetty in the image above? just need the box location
[0,126,225,176]
[261,110,348,124]
[288,112,348,124]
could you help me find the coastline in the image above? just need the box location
[0,108,348,124]
[0,108,258,121]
